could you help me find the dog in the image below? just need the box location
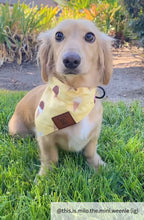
[9,19,113,175]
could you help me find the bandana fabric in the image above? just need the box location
[35,77,96,137]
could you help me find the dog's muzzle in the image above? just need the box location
[63,52,81,71]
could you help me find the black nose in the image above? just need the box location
[63,52,81,69]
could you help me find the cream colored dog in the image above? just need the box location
[9,19,113,175]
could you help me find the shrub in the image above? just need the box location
[123,0,144,47]
[0,1,58,66]
[55,0,93,10]
[57,0,131,43]
[84,1,124,34]
[0,0,137,66]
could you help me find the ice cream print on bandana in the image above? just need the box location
[35,77,97,137]
[36,101,45,118]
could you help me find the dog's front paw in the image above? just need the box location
[87,153,106,171]
[94,158,106,171]
[38,166,47,176]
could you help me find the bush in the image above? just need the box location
[0,1,58,65]
[123,0,144,47]
[57,0,131,44]
[0,0,137,66]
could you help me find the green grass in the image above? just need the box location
[0,90,144,219]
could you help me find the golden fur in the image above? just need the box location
[9,19,113,175]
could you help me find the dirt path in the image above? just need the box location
[0,47,144,106]
[104,47,144,106]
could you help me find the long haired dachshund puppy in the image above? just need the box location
[9,19,113,175]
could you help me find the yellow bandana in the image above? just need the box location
[35,77,96,137]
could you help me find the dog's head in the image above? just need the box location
[38,19,113,88]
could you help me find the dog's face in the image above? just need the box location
[38,19,113,88]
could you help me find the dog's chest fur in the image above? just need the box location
[36,101,102,153]
[54,113,96,152]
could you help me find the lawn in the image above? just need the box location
[0,90,144,219]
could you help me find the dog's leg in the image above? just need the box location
[84,138,106,171]
[37,136,59,175]
[8,114,31,137]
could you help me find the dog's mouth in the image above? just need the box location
[63,68,80,75]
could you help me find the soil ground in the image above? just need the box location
[0,47,144,106]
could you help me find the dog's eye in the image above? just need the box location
[84,32,95,43]
[55,32,64,42]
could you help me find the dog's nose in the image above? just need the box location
[63,52,81,69]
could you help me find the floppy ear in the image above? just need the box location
[37,30,54,82]
[98,34,113,85]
